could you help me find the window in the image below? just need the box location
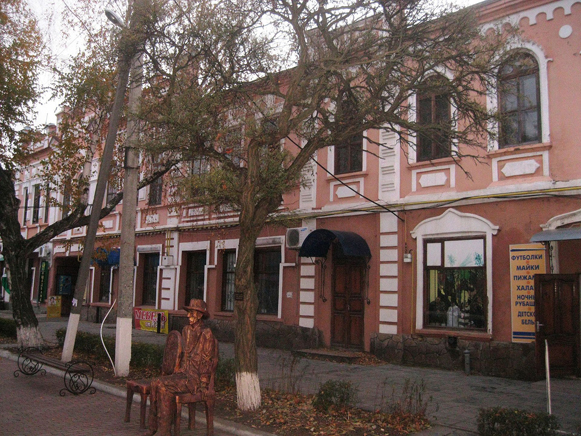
[142,253,159,306]
[106,183,117,206]
[44,184,50,223]
[99,266,112,303]
[417,77,451,162]
[186,251,206,303]
[148,176,163,206]
[224,127,244,167]
[221,250,236,311]
[498,52,540,147]
[23,187,29,225]
[255,248,281,315]
[62,184,71,218]
[424,238,486,330]
[335,134,363,175]
[32,185,41,223]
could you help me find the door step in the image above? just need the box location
[292,348,360,364]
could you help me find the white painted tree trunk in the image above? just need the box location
[17,325,43,348]
[114,316,133,376]
[61,313,80,362]
[236,371,261,411]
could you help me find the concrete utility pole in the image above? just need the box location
[61,1,146,363]
[115,53,142,376]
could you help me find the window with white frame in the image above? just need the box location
[424,238,486,330]
[498,52,541,147]
[411,209,498,333]
[255,248,281,315]
[417,75,452,162]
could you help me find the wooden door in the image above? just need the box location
[332,261,365,348]
[535,274,580,376]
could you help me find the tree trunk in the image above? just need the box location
[234,212,262,411]
[5,250,43,348]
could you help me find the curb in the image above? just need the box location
[1,349,275,436]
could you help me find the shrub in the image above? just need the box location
[380,378,430,417]
[215,356,235,391]
[312,379,358,412]
[0,317,17,338]
[55,328,164,370]
[478,407,560,436]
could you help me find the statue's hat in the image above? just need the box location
[184,299,207,314]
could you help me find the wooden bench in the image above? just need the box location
[14,347,96,396]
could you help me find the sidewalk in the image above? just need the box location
[3,312,581,435]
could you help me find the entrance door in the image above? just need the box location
[332,260,365,348]
[535,274,580,376]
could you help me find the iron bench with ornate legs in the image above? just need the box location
[14,347,96,396]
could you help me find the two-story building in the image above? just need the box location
[12,0,580,379]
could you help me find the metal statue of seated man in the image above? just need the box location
[145,299,217,436]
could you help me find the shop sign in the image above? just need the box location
[133,307,169,334]
[47,296,62,318]
[509,243,546,343]
[38,261,49,302]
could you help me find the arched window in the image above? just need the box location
[498,52,541,147]
[417,76,451,162]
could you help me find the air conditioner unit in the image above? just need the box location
[39,245,51,259]
[286,227,311,249]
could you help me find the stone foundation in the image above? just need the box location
[371,333,537,380]
[170,315,322,351]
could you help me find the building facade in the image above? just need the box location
[9,0,581,379]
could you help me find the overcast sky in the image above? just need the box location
[29,0,484,127]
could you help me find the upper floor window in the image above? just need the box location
[417,77,451,162]
[148,176,163,206]
[498,52,540,147]
[22,187,29,225]
[32,185,41,224]
[335,134,363,175]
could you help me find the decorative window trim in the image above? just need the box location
[411,209,499,333]
[488,42,550,151]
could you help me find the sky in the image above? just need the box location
[29,0,485,127]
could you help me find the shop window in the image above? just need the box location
[335,134,363,175]
[221,250,236,312]
[186,251,206,303]
[99,266,112,303]
[32,184,41,223]
[417,76,451,162]
[424,238,486,330]
[255,248,281,315]
[498,52,540,147]
[142,253,159,306]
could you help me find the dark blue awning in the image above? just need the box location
[299,229,371,258]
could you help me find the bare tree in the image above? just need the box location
[135,0,514,410]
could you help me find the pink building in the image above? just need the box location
[11,0,581,379]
